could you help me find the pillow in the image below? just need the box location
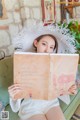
[0,100,5,112]
[0,88,9,108]
[0,57,13,107]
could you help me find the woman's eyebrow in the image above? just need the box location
[42,41,47,43]
[50,45,55,47]
[42,41,55,46]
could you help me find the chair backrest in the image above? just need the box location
[0,57,13,106]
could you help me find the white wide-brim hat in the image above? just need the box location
[12,23,76,53]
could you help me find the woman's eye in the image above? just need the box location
[42,43,46,46]
[50,47,54,49]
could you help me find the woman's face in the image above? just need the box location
[34,36,55,53]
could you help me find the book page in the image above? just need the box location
[48,54,79,100]
[13,52,50,100]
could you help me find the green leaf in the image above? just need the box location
[68,21,73,28]
[76,41,80,49]
[74,21,79,30]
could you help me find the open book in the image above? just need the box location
[13,52,79,100]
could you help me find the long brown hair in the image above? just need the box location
[33,34,58,53]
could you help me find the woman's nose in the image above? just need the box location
[45,46,50,53]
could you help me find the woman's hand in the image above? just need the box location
[76,80,80,88]
[68,84,77,95]
[8,84,23,100]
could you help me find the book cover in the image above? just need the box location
[13,52,79,100]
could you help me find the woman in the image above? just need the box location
[9,24,77,120]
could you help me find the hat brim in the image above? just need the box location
[12,24,76,53]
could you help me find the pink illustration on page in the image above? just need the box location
[52,74,77,97]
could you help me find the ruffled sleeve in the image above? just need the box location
[9,97,22,112]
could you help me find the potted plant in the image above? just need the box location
[58,20,80,63]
